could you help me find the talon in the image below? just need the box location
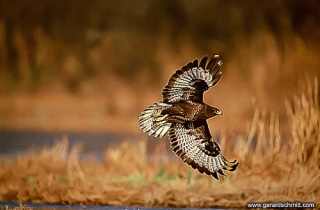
[155,114,168,122]
[154,121,165,126]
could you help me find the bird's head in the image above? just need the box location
[204,105,223,118]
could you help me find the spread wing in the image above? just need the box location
[162,55,223,103]
[168,120,239,180]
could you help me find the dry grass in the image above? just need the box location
[0,77,319,208]
[2,204,32,210]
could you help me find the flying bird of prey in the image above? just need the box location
[138,55,239,180]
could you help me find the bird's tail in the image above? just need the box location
[138,102,172,138]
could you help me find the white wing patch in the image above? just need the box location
[168,123,239,180]
[162,56,223,103]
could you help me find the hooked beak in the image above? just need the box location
[216,109,223,115]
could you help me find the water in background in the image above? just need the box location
[0,129,178,160]
[0,129,132,159]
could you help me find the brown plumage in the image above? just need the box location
[138,55,239,180]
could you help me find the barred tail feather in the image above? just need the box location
[138,102,172,138]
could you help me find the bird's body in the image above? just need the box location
[160,102,221,123]
[138,55,239,180]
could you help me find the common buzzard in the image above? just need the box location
[138,55,239,180]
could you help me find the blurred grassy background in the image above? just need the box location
[0,0,319,133]
[0,1,319,207]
